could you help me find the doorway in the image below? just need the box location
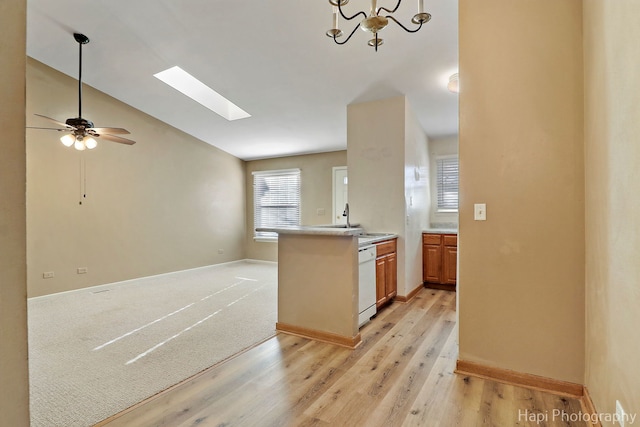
[332,166,348,225]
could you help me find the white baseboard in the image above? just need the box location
[29,259,276,301]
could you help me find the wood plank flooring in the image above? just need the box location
[99,289,588,427]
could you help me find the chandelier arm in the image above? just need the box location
[386,15,423,33]
[377,0,402,15]
[333,23,362,45]
[337,1,367,21]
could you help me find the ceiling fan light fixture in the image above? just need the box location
[85,137,97,150]
[31,33,136,149]
[60,134,75,147]
[74,138,87,151]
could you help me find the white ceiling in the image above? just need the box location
[26,0,458,161]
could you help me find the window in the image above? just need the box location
[436,156,459,211]
[253,169,301,240]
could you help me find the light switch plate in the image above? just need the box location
[474,203,487,221]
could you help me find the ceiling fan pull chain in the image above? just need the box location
[78,154,87,205]
[79,155,83,205]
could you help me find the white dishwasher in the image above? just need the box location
[358,245,377,327]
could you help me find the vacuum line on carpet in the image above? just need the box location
[200,279,247,302]
[125,284,269,365]
[125,308,224,365]
[94,279,249,351]
[235,276,258,281]
[93,302,196,351]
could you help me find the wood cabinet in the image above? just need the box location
[422,233,457,291]
[375,239,397,309]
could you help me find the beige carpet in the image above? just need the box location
[28,260,277,427]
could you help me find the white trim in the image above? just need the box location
[251,168,300,176]
[253,237,278,243]
[242,258,278,265]
[28,259,273,301]
[332,166,348,225]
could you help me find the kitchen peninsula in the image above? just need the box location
[257,225,396,349]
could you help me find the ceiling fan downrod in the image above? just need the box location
[73,33,90,118]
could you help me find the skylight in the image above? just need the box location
[154,66,250,121]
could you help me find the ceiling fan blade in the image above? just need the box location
[27,127,69,132]
[34,114,75,129]
[94,133,136,145]
[88,127,130,135]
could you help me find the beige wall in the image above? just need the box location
[26,59,246,297]
[404,100,431,295]
[347,96,430,296]
[428,135,459,226]
[458,0,585,383]
[277,234,358,338]
[0,1,30,425]
[583,0,640,422]
[348,97,407,294]
[245,151,347,261]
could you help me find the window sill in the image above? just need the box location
[254,237,278,243]
[436,209,458,214]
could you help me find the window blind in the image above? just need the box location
[436,157,459,211]
[253,169,301,239]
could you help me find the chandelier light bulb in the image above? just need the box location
[326,6,344,38]
[60,134,75,147]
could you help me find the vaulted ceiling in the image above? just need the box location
[26,0,458,160]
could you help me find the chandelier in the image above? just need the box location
[326,0,431,51]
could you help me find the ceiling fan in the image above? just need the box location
[30,33,136,150]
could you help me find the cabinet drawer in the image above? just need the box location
[423,234,441,245]
[443,235,458,246]
[376,240,396,257]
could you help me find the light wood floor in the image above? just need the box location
[99,289,588,427]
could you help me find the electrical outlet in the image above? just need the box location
[218,249,224,254]
[616,400,626,427]
[77,267,88,274]
[43,271,54,279]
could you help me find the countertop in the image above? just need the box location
[255,226,397,244]
[423,228,458,235]
[358,234,397,246]
[256,225,365,236]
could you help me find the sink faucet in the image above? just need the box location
[342,203,350,227]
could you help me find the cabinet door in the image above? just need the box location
[423,244,442,283]
[376,258,387,308]
[385,253,397,300]
[443,245,457,285]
